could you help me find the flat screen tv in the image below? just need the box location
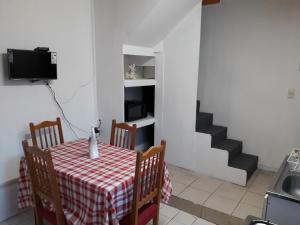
[7,49,57,80]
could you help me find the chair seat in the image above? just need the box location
[119,203,158,225]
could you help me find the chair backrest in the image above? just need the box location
[110,119,137,150]
[131,140,166,225]
[22,140,65,225]
[30,117,64,149]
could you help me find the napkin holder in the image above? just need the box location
[88,126,99,159]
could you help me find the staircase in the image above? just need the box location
[196,101,258,181]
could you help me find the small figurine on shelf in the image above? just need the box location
[126,64,137,80]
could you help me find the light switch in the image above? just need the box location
[288,88,296,99]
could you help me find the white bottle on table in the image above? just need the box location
[88,126,99,159]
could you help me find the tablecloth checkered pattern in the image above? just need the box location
[17,139,172,225]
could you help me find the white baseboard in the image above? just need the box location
[258,163,278,172]
[0,179,19,222]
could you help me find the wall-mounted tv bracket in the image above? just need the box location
[34,47,49,52]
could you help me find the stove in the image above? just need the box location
[244,216,278,225]
[249,220,277,225]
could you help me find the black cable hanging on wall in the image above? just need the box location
[44,81,90,139]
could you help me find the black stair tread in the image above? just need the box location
[197,112,213,118]
[213,139,242,152]
[213,139,243,162]
[197,100,200,112]
[229,153,258,180]
[197,125,227,146]
[196,112,213,121]
[197,125,227,135]
[196,112,213,130]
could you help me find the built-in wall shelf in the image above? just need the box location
[122,44,157,150]
[127,116,155,128]
[124,79,157,87]
[123,45,155,57]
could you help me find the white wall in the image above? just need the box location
[93,0,124,143]
[125,0,200,47]
[94,0,203,143]
[198,0,300,170]
[0,0,97,220]
[162,4,202,171]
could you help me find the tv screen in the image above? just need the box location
[7,49,57,80]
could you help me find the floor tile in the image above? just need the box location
[214,182,246,201]
[246,170,259,187]
[192,217,215,225]
[158,214,172,225]
[171,171,199,185]
[168,195,202,218]
[167,164,197,177]
[247,179,270,195]
[258,170,275,178]
[161,203,166,209]
[167,220,185,225]
[172,211,197,225]
[255,173,274,185]
[179,187,211,204]
[241,192,264,208]
[202,207,231,225]
[160,204,180,218]
[147,212,172,225]
[190,177,223,193]
[5,212,31,225]
[167,164,181,176]
[204,194,239,215]
[0,222,10,225]
[230,216,244,225]
[171,181,188,196]
[246,169,273,195]
[232,203,262,219]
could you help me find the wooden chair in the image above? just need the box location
[22,140,66,225]
[110,119,137,150]
[30,117,64,149]
[119,140,166,225]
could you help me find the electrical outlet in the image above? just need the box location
[94,119,102,134]
[288,88,296,99]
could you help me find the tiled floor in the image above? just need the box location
[167,164,275,221]
[0,165,274,225]
[153,204,215,225]
[0,210,35,225]
[0,205,215,225]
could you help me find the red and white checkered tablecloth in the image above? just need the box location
[17,139,172,225]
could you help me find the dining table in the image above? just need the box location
[17,139,172,225]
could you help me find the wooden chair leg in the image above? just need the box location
[33,208,43,225]
[153,212,159,225]
[34,197,44,225]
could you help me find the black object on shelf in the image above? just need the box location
[125,101,147,122]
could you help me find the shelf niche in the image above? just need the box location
[122,45,157,151]
[123,55,155,80]
[135,124,154,151]
[124,86,155,123]
[124,86,155,151]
